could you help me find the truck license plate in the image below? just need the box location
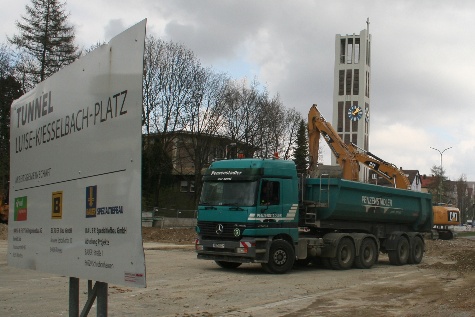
[213,243,225,248]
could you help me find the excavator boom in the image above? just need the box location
[308,104,359,181]
[308,104,410,189]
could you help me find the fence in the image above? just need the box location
[142,208,197,228]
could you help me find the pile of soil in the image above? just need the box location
[141,226,196,244]
[422,237,475,275]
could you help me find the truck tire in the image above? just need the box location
[408,236,424,264]
[261,240,295,274]
[215,261,242,269]
[388,236,409,266]
[329,238,355,270]
[354,238,378,269]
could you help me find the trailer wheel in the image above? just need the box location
[261,240,295,274]
[388,236,409,265]
[215,261,242,269]
[354,238,378,269]
[408,236,424,264]
[329,238,355,270]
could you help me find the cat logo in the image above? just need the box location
[449,211,459,222]
[52,191,63,219]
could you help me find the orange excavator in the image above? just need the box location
[307,104,460,239]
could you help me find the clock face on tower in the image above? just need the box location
[348,105,363,121]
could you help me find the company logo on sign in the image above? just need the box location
[14,196,27,221]
[86,186,97,218]
[85,185,123,218]
[52,191,63,219]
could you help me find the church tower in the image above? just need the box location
[331,19,371,182]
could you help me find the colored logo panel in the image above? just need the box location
[448,211,459,222]
[86,186,97,218]
[52,191,63,219]
[14,196,27,221]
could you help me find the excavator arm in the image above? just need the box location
[307,104,411,189]
[307,104,359,181]
[349,143,411,189]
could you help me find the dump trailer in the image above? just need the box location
[195,158,433,274]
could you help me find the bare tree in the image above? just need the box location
[279,107,303,160]
[222,78,262,157]
[142,36,206,207]
[178,68,230,201]
[455,175,471,222]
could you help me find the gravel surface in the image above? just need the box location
[2,224,475,316]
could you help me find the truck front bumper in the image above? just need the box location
[195,237,269,263]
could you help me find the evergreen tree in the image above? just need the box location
[293,119,308,174]
[427,165,452,204]
[9,0,80,86]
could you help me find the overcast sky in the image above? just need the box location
[2,0,475,181]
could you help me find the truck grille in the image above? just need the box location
[197,221,245,240]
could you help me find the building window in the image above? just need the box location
[346,69,352,95]
[339,70,344,95]
[340,39,346,64]
[347,39,353,64]
[353,69,359,95]
[180,181,195,192]
[337,101,344,132]
[180,181,188,192]
[354,39,360,64]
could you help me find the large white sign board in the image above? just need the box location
[8,20,147,288]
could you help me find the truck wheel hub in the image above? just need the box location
[274,250,287,265]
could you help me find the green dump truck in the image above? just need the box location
[195,158,433,274]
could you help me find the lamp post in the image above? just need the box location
[430,146,452,169]
[430,146,452,204]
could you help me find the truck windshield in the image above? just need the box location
[199,181,258,207]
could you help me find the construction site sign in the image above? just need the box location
[8,19,147,287]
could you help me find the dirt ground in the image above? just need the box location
[1,224,475,316]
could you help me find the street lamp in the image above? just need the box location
[430,146,452,204]
[430,146,452,169]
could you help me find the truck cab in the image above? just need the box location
[195,158,300,273]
